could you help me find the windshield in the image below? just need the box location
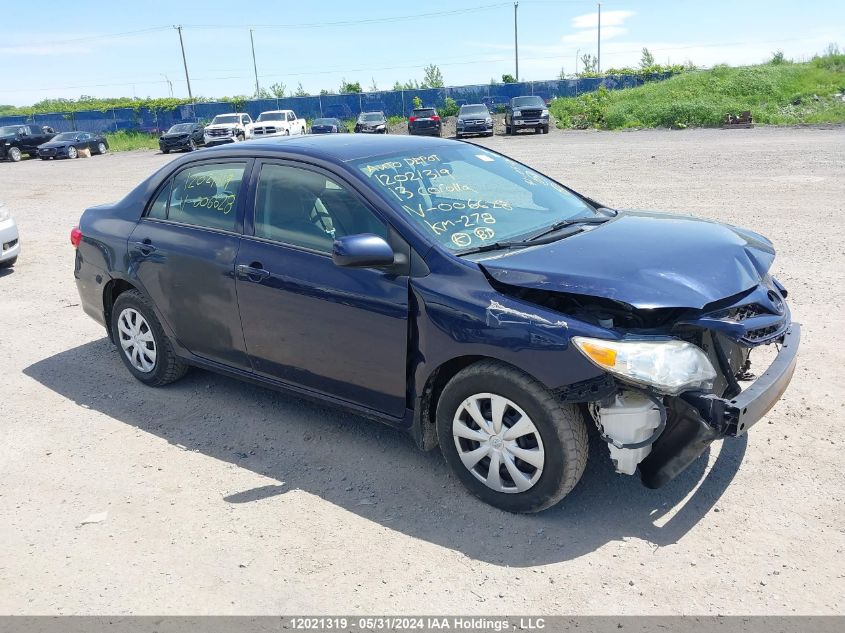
[314,118,336,125]
[460,105,489,116]
[257,112,285,122]
[167,124,193,133]
[52,133,79,141]
[0,126,21,135]
[512,96,545,108]
[353,145,595,252]
[359,113,384,122]
[211,115,239,125]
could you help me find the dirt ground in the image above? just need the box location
[0,127,843,615]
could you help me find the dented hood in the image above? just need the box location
[478,211,776,310]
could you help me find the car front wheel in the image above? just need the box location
[111,290,188,386]
[436,360,588,513]
[7,147,22,162]
[67,146,78,159]
[97,142,108,154]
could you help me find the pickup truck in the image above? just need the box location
[505,95,550,135]
[248,110,307,138]
[1,124,57,162]
[203,113,253,146]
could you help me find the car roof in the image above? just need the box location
[202,133,457,162]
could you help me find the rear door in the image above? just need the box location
[235,160,410,416]
[128,158,253,369]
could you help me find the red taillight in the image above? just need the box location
[431,115,441,121]
[408,116,417,122]
[70,226,82,248]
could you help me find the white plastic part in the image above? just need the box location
[593,391,662,475]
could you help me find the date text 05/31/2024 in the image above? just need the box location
[288,617,547,630]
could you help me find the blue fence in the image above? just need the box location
[0,74,669,134]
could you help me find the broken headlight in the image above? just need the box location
[572,337,717,395]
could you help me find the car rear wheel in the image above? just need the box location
[111,290,188,387]
[97,142,108,154]
[189,139,197,151]
[7,147,22,162]
[67,146,78,159]
[436,360,588,513]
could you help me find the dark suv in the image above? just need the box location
[505,96,550,135]
[408,108,442,137]
[1,124,56,162]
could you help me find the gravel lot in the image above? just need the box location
[1,127,843,615]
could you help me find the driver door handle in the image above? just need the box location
[237,263,270,282]
[131,239,157,255]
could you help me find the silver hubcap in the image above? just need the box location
[98,143,106,153]
[117,308,157,373]
[452,393,545,494]
[68,147,77,158]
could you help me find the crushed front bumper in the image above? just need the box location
[639,324,800,488]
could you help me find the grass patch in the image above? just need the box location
[104,130,160,152]
[550,53,845,129]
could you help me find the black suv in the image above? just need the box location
[408,108,442,137]
[1,124,56,162]
[505,96,549,135]
[354,112,388,134]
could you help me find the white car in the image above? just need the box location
[248,110,307,138]
[203,113,253,146]
[0,202,20,268]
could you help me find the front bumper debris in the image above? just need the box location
[639,324,800,488]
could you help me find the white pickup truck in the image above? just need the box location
[203,113,253,146]
[248,110,307,137]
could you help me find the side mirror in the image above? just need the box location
[332,234,395,268]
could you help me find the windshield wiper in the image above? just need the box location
[526,209,617,242]
[456,209,618,257]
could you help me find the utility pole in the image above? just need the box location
[514,2,519,81]
[174,25,193,101]
[161,74,173,98]
[250,29,260,97]
[575,48,580,76]
[597,2,601,74]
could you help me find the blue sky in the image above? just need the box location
[1,0,842,106]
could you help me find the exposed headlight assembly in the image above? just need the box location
[542,109,549,116]
[572,336,717,395]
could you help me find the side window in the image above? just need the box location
[253,163,388,253]
[287,112,295,121]
[147,181,171,220]
[167,162,246,232]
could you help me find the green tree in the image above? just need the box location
[770,50,786,65]
[269,82,287,98]
[293,82,309,97]
[339,78,362,93]
[319,88,331,96]
[412,96,423,109]
[422,64,444,88]
[368,77,378,92]
[557,67,567,80]
[640,47,655,69]
[501,73,517,83]
[579,54,598,74]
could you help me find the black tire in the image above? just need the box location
[436,360,588,513]
[111,289,188,387]
[7,147,22,162]
[509,124,516,136]
[188,139,197,151]
[543,125,550,134]
[161,148,169,154]
[456,133,462,139]
[237,133,245,142]
[97,142,108,154]
[0,256,17,268]
[40,156,50,160]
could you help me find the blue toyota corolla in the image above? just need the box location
[72,135,799,513]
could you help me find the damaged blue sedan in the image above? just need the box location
[72,135,799,513]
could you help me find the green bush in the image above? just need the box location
[104,131,159,152]
[551,53,845,129]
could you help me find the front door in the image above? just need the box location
[129,159,252,369]
[235,160,409,416]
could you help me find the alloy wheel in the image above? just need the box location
[117,308,157,373]
[452,393,545,493]
[68,146,78,159]
[98,142,107,154]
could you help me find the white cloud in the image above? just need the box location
[572,10,635,29]
[562,26,628,44]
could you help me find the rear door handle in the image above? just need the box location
[131,239,157,255]
[237,263,270,281]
